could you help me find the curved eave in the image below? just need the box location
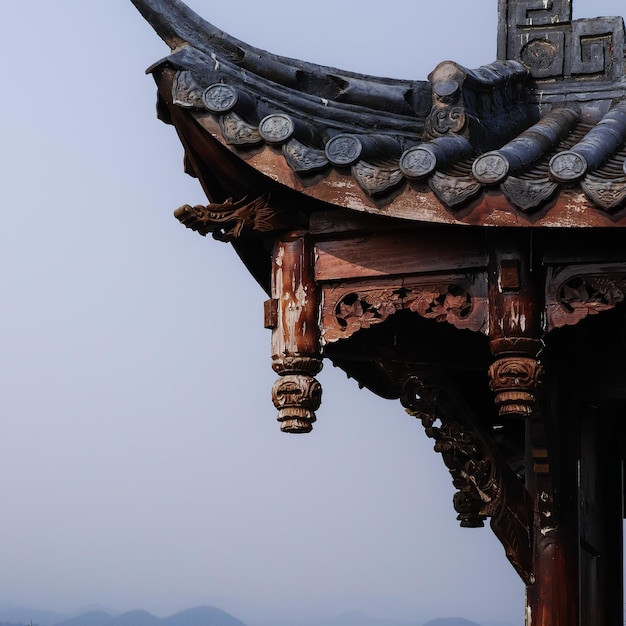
[131,0,430,120]
[155,67,626,228]
[135,0,626,227]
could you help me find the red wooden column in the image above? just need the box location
[486,232,578,625]
[487,231,543,420]
[268,233,322,433]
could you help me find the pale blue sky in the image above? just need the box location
[1,1,623,624]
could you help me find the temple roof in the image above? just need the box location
[132,0,626,227]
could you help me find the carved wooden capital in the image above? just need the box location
[321,274,487,345]
[489,356,544,417]
[272,374,322,434]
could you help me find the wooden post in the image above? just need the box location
[268,233,322,433]
[487,231,543,419]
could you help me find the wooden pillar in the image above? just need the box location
[524,416,580,626]
[524,370,624,625]
[578,405,624,625]
[486,232,573,625]
[268,233,322,433]
[487,231,543,420]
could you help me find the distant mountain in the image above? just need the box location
[105,611,162,626]
[252,612,483,626]
[0,608,67,625]
[56,611,114,626]
[319,612,420,626]
[54,607,246,626]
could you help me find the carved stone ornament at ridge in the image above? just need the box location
[426,69,467,140]
[502,0,625,81]
[546,265,626,330]
[321,276,487,345]
[174,194,290,241]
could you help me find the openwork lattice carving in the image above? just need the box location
[321,275,487,344]
[400,374,533,583]
[401,376,500,528]
[547,265,626,329]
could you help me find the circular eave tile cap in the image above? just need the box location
[399,146,437,179]
[549,151,588,182]
[325,134,363,166]
[259,114,296,144]
[202,84,239,113]
[472,152,510,184]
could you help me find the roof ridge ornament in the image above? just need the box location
[498,0,625,83]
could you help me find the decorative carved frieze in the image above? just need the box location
[321,275,487,345]
[546,265,626,329]
[174,194,289,241]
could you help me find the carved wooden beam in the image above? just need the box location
[320,274,487,345]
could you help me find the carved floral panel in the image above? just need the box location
[320,273,488,344]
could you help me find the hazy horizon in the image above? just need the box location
[2,1,625,624]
